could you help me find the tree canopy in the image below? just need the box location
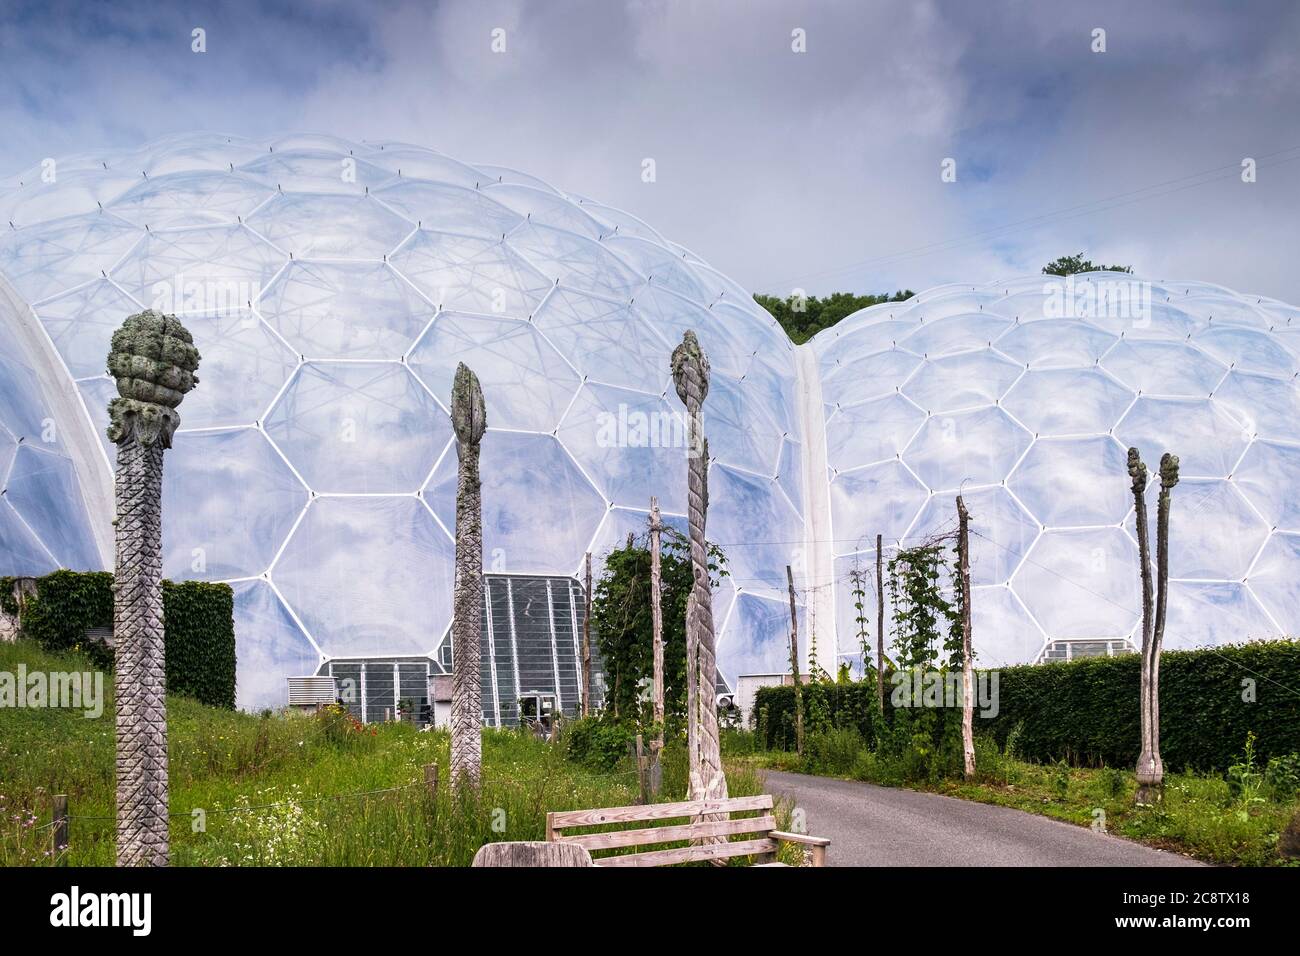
[754,290,914,344]
[1041,253,1133,277]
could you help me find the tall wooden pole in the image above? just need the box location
[671,330,727,806]
[582,551,592,717]
[108,310,200,867]
[786,564,804,756]
[1129,448,1157,803]
[875,532,885,714]
[648,498,665,796]
[956,496,975,779]
[450,363,486,793]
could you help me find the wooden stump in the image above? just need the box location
[471,841,595,867]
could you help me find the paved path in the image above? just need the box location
[762,770,1202,867]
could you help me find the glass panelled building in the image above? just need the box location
[1,133,1297,713]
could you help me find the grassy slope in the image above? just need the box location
[729,732,1300,867]
[0,641,783,866]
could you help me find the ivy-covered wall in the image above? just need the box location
[1,570,236,709]
[753,641,1300,772]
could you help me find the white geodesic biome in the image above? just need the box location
[0,132,1296,712]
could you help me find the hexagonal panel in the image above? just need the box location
[825,393,925,471]
[373,181,523,239]
[821,348,921,407]
[506,222,643,300]
[971,585,1046,667]
[246,192,412,259]
[167,307,299,429]
[258,260,433,359]
[1213,370,1300,444]
[273,496,454,657]
[231,579,321,712]
[1139,479,1268,580]
[1116,397,1248,477]
[1001,369,1133,436]
[631,285,752,380]
[389,229,551,317]
[408,312,579,433]
[0,215,142,304]
[994,319,1116,369]
[106,170,273,229]
[1100,340,1226,397]
[1249,532,1300,633]
[709,463,804,593]
[697,372,784,477]
[901,350,1022,413]
[238,150,396,195]
[718,592,803,681]
[533,288,670,394]
[1192,326,1298,378]
[830,460,928,552]
[426,430,604,574]
[1234,440,1300,530]
[555,382,687,514]
[4,444,100,569]
[32,279,143,379]
[911,486,1039,585]
[1009,436,1131,527]
[0,498,55,575]
[899,312,1012,357]
[904,406,1031,491]
[1013,528,1140,639]
[110,223,284,307]
[1162,581,1277,650]
[265,362,451,493]
[162,428,307,580]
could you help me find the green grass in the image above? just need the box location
[0,640,789,866]
[725,727,1300,867]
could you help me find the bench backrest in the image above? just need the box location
[546,794,778,867]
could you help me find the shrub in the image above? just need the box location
[564,715,636,772]
[753,641,1300,772]
[11,569,236,708]
[804,727,865,776]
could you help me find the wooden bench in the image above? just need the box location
[546,794,830,867]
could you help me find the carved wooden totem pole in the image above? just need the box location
[450,363,486,793]
[1129,448,1179,803]
[107,310,200,866]
[671,331,728,804]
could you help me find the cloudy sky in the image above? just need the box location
[2,0,1296,300]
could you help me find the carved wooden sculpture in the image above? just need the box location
[450,363,486,793]
[671,331,728,804]
[1130,448,1179,803]
[107,310,200,866]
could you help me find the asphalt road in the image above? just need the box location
[762,769,1203,867]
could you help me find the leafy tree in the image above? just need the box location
[590,528,727,724]
[754,290,914,344]
[1041,253,1133,277]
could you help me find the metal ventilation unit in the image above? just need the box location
[287,675,338,712]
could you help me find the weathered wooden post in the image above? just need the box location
[648,497,665,797]
[53,794,68,866]
[1136,452,1179,803]
[1129,446,1166,804]
[582,551,592,717]
[107,310,200,867]
[956,496,975,779]
[671,331,728,805]
[785,564,805,756]
[450,363,486,794]
[875,533,885,714]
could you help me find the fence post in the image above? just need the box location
[53,794,68,866]
[424,763,439,807]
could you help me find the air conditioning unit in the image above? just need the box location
[287,676,338,712]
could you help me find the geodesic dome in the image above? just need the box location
[813,274,1300,667]
[0,133,801,710]
[2,134,1297,711]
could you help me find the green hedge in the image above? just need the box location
[2,570,236,709]
[754,641,1300,772]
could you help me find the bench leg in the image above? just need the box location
[810,845,826,867]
